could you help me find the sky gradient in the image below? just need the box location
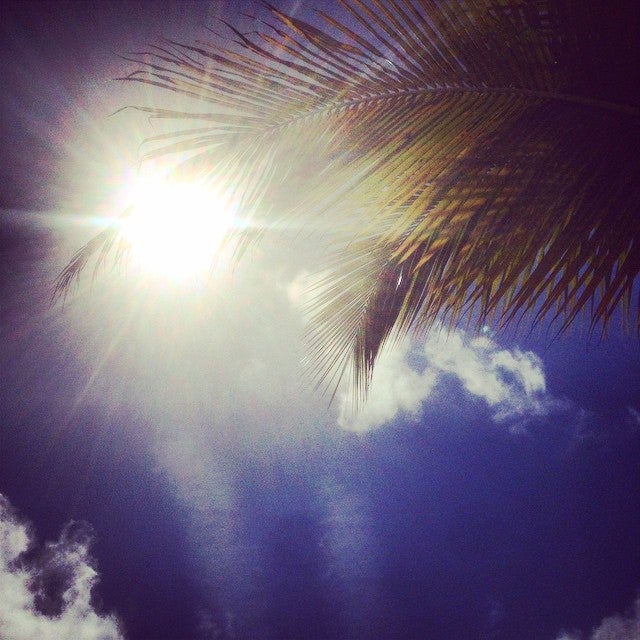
[1,2,639,639]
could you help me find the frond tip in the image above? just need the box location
[57,0,640,401]
[53,224,127,303]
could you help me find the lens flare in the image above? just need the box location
[122,174,234,281]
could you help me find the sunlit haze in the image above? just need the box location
[122,174,235,281]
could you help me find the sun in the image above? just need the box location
[122,173,235,281]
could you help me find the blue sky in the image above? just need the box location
[1,2,639,640]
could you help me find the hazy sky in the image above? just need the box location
[1,2,639,640]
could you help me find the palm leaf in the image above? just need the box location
[56,0,640,398]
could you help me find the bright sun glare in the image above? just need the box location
[122,174,235,281]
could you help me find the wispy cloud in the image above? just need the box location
[423,331,560,423]
[556,595,640,640]
[0,494,123,640]
[628,406,640,430]
[317,480,380,637]
[339,329,565,433]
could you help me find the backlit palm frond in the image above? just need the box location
[57,0,640,398]
[53,223,128,302]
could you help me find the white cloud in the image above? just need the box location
[591,597,640,640]
[338,339,438,433]
[339,329,563,433]
[423,331,555,423]
[556,596,640,640]
[0,494,123,640]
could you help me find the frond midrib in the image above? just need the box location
[257,84,640,136]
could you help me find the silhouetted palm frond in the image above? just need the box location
[57,0,640,399]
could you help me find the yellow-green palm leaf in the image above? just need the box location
[57,0,640,399]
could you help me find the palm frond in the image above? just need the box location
[57,0,640,398]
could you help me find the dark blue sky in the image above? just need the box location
[1,2,639,640]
